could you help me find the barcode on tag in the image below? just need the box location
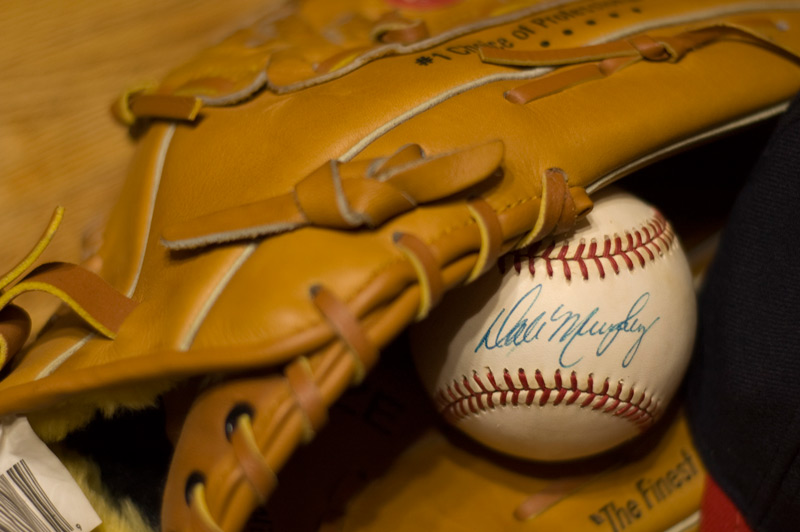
[0,417,100,532]
[0,460,73,532]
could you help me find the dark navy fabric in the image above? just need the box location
[687,92,800,532]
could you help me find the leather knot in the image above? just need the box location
[162,141,505,249]
[295,142,503,230]
[294,158,415,229]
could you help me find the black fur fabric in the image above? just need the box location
[62,404,172,529]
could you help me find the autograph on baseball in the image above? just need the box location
[474,284,660,368]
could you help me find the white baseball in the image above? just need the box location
[411,188,696,461]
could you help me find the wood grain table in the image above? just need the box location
[0,0,277,331]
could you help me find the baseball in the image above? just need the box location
[411,188,696,461]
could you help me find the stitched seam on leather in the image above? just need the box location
[587,102,791,193]
[277,194,533,317]
[34,334,94,381]
[438,368,657,428]
[340,103,785,288]
[195,12,792,348]
[340,212,489,309]
[337,4,800,162]
[499,213,675,280]
[185,134,668,353]
[432,195,540,244]
[127,124,176,298]
[258,0,575,97]
[224,3,800,100]
[331,199,512,309]
[136,112,765,366]
[180,244,258,351]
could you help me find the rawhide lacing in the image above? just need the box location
[482,21,800,105]
[517,168,593,248]
[0,207,137,368]
[311,284,379,385]
[187,481,225,532]
[466,198,504,283]
[227,409,277,504]
[285,356,327,443]
[161,141,505,250]
[393,232,444,320]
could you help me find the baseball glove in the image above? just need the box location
[1,0,800,530]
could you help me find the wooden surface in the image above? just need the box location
[0,0,277,330]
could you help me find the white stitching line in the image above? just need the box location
[126,124,176,298]
[499,212,674,280]
[438,368,658,429]
[588,102,791,193]
[187,6,793,351]
[329,160,362,226]
[210,2,800,100]
[34,124,176,381]
[256,0,576,96]
[179,243,258,351]
[34,334,94,381]
[337,4,800,163]
[339,68,549,163]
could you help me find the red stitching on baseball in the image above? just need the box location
[499,213,675,280]
[440,368,657,430]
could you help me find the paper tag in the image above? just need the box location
[0,417,101,532]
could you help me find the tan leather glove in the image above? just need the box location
[0,0,799,530]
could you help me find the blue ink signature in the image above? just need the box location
[474,284,660,369]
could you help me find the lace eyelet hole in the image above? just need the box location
[185,471,206,505]
[225,403,255,440]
